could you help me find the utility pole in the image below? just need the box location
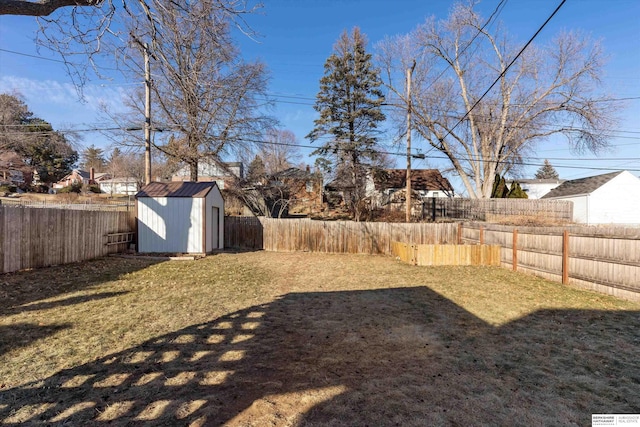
[144,43,152,185]
[406,60,416,223]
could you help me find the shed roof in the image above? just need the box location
[541,171,623,199]
[136,181,218,198]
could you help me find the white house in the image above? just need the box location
[99,178,139,195]
[136,181,224,253]
[506,179,564,199]
[364,169,455,208]
[541,171,640,225]
[172,161,243,190]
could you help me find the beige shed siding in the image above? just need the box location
[136,182,224,253]
[138,197,203,253]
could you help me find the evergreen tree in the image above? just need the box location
[491,174,508,198]
[507,181,528,198]
[246,155,267,185]
[534,159,560,180]
[0,94,78,185]
[81,145,106,172]
[307,27,385,220]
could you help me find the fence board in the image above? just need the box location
[225,217,459,255]
[0,206,133,273]
[408,198,573,222]
[462,222,640,301]
[392,242,500,266]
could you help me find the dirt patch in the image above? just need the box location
[0,252,638,425]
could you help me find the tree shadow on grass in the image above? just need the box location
[0,287,638,425]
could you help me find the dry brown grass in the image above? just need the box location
[1,252,639,426]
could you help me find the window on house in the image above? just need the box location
[432,191,439,197]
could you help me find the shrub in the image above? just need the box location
[58,183,82,194]
[0,184,17,193]
[29,184,50,194]
[87,184,102,194]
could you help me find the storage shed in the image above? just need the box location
[541,170,640,225]
[136,181,224,253]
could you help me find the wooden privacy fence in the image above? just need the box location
[413,198,573,222]
[462,222,640,301]
[392,242,500,266]
[0,197,135,212]
[225,216,459,255]
[0,206,134,273]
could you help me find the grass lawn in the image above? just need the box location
[1,251,639,426]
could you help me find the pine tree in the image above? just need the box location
[534,159,560,180]
[491,174,508,198]
[507,181,528,198]
[81,145,106,172]
[246,155,266,185]
[307,27,385,220]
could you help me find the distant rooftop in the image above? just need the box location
[541,171,623,198]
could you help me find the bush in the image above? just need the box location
[58,182,82,194]
[0,184,17,193]
[29,184,50,194]
[87,184,102,194]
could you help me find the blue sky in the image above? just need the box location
[1,0,638,193]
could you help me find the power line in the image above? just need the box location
[0,48,66,64]
[437,0,567,142]
[420,0,510,94]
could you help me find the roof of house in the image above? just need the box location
[506,179,565,185]
[272,167,315,180]
[541,171,623,199]
[136,181,218,198]
[99,177,139,184]
[373,169,453,192]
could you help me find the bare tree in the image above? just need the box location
[0,0,262,91]
[258,129,301,175]
[76,0,274,181]
[378,2,619,198]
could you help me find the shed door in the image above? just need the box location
[212,207,219,249]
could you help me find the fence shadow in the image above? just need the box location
[1,287,638,425]
[0,258,162,317]
[0,323,71,357]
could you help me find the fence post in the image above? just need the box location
[479,226,484,245]
[512,228,518,271]
[562,229,569,284]
[457,222,463,245]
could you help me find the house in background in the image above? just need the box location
[368,169,455,208]
[269,166,323,215]
[172,161,243,190]
[136,181,224,253]
[505,178,564,199]
[541,170,640,225]
[53,168,110,189]
[98,177,140,195]
[0,151,31,188]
